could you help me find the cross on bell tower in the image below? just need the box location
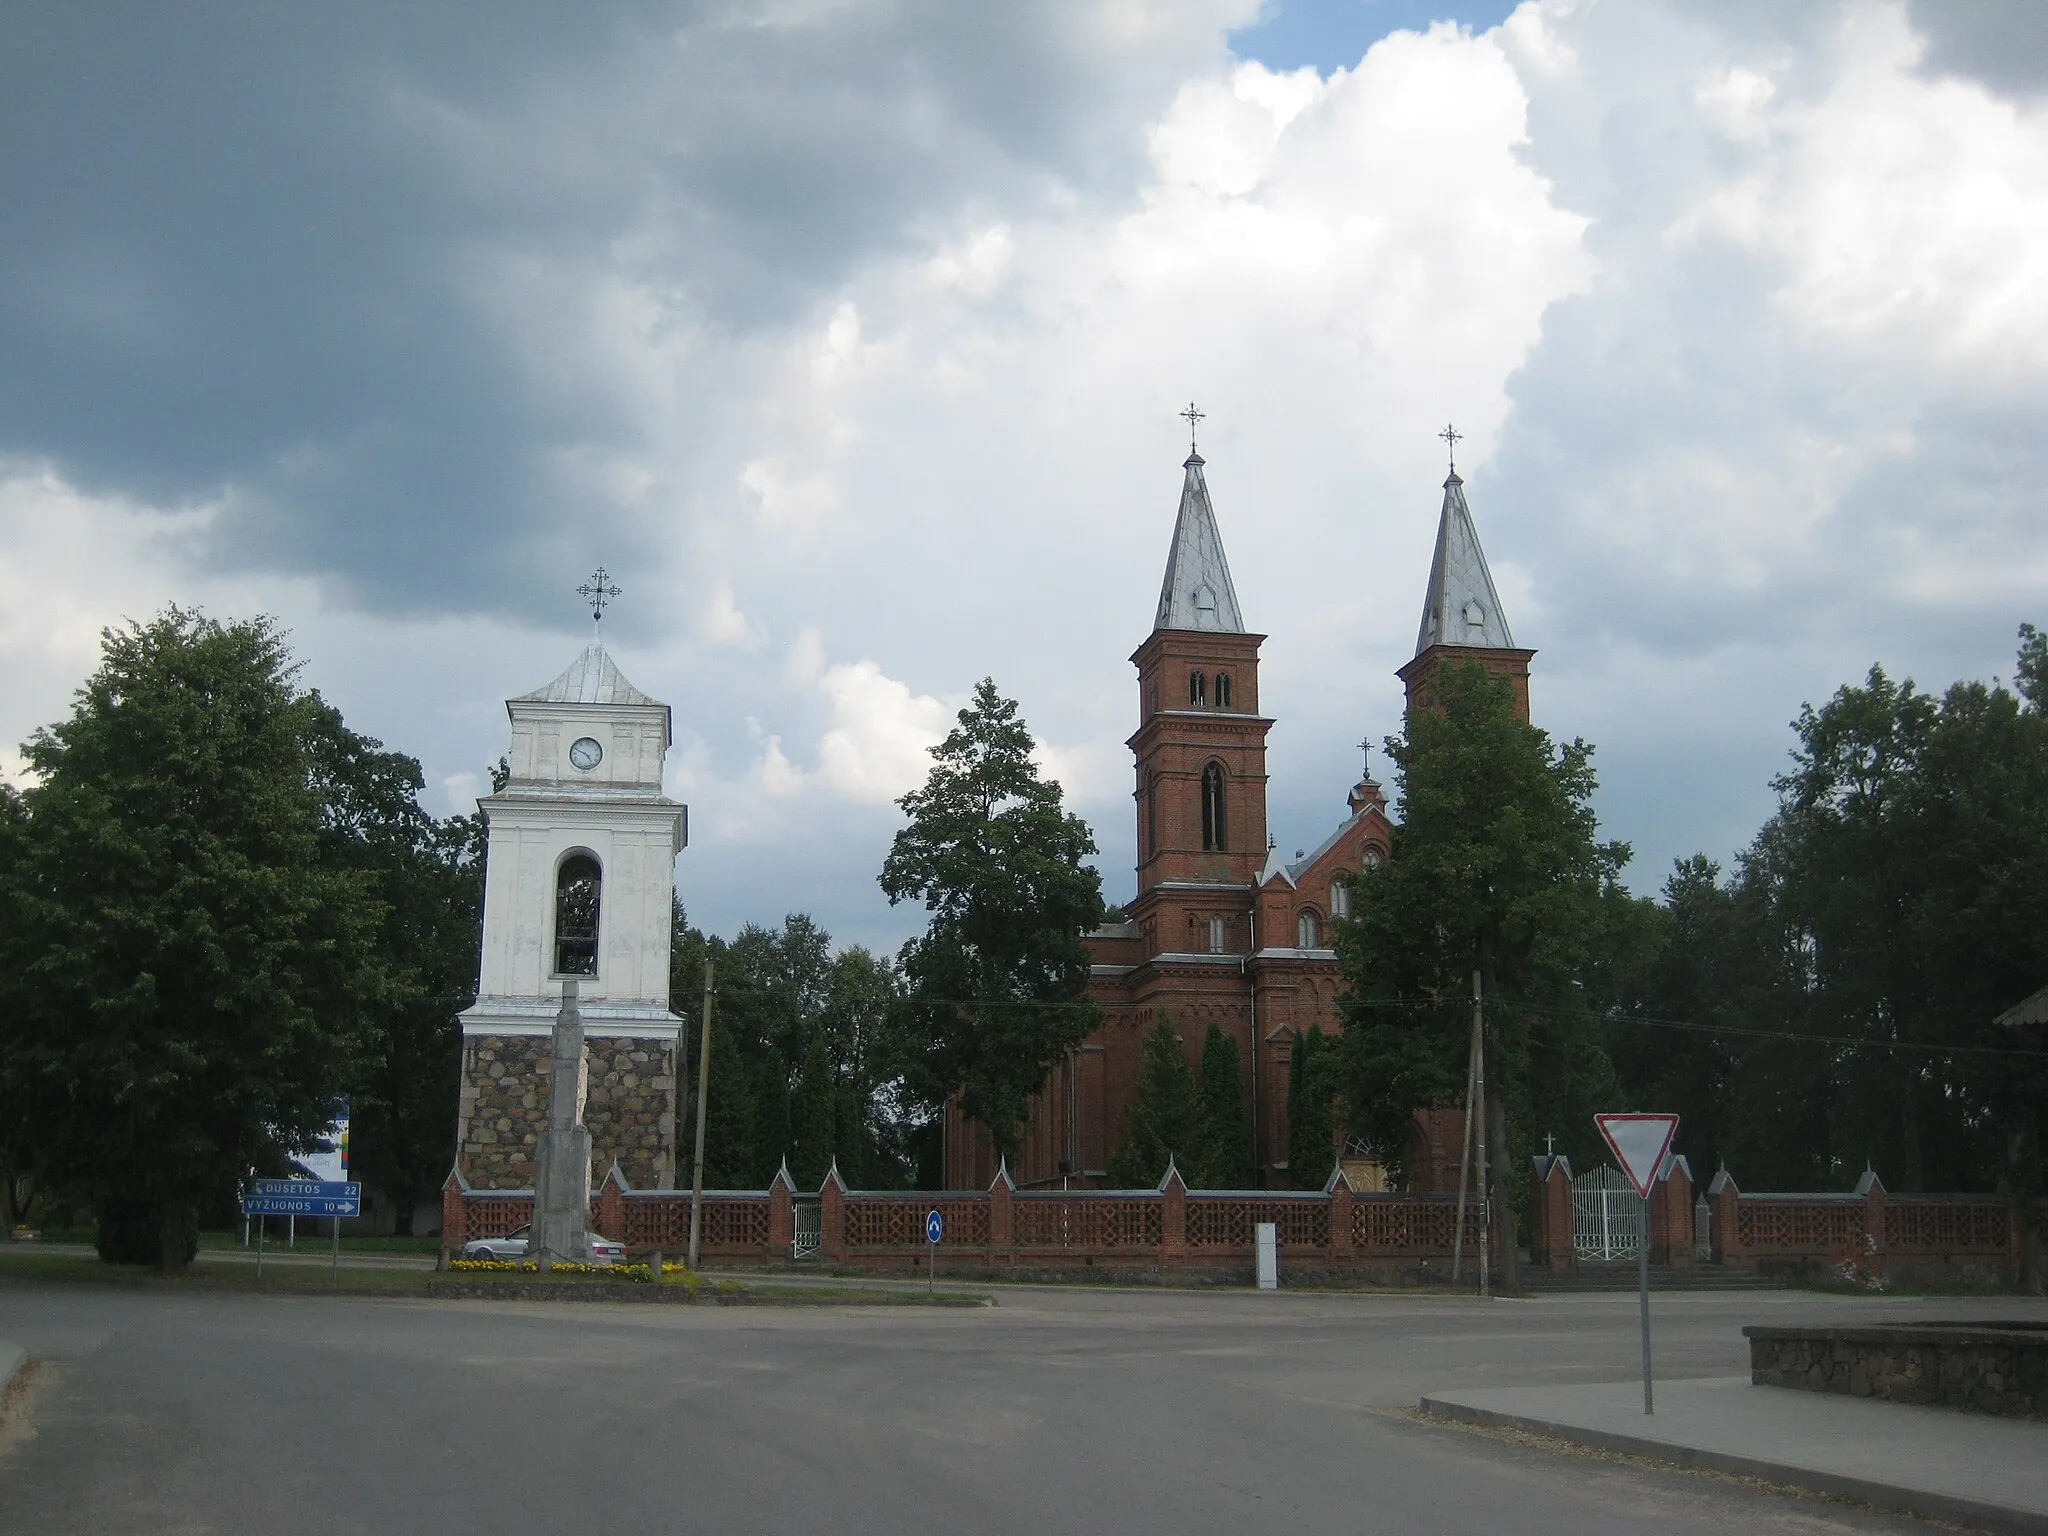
[577,567,621,625]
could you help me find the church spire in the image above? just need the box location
[1154,434,1245,633]
[1414,464,1513,655]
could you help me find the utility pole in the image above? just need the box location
[687,958,715,1273]
[1475,970,1490,1299]
[1450,982,1482,1289]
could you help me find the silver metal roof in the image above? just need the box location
[514,640,661,707]
[1155,454,1245,633]
[1414,472,1515,654]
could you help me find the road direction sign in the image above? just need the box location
[242,1180,361,1218]
[1595,1115,1680,1199]
[926,1209,943,1245]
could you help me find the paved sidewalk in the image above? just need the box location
[1421,1375,2048,1533]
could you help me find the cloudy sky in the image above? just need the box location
[4,0,2044,954]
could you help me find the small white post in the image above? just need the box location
[1255,1222,1278,1290]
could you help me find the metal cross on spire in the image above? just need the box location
[1439,422,1463,477]
[1357,737,1374,779]
[577,566,621,624]
[1180,401,1206,456]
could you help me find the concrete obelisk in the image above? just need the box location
[530,979,592,1269]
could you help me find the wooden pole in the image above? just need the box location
[1474,971,1490,1299]
[687,958,715,1273]
[1450,991,1481,1289]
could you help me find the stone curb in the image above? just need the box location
[1417,1393,2048,1536]
[424,1279,990,1306]
[0,1341,25,1398]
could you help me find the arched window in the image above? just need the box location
[1145,772,1160,857]
[1297,910,1320,949]
[1330,880,1351,920]
[1215,671,1233,708]
[554,854,602,976]
[1189,670,1207,707]
[1208,914,1228,953]
[1200,763,1227,851]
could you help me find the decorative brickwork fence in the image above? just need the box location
[1524,1155,2030,1289]
[443,1155,2033,1288]
[442,1158,1479,1281]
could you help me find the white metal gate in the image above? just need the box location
[1572,1166,1647,1262]
[791,1198,820,1260]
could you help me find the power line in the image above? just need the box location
[897,992,2048,1061]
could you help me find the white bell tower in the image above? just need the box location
[455,611,688,1192]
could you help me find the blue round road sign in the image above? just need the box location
[926,1209,943,1244]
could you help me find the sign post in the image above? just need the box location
[1595,1114,1680,1415]
[241,1181,362,1284]
[925,1209,943,1296]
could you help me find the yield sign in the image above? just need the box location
[1596,1113,1680,1199]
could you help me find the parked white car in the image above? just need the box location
[460,1224,625,1264]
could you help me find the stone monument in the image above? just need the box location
[530,979,593,1268]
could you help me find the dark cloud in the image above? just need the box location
[0,2,1222,619]
[1909,0,2048,96]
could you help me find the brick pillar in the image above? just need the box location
[1663,1157,1695,1269]
[598,1162,628,1245]
[767,1161,794,1261]
[1325,1166,1355,1266]
[988,1161,1014,1256]
[1535,1157,1576,1272]
[820,1160,847,1263]
[1159,1160,1187,1264]
[440,1166,469,1262]
[1856,1168,1886,1279]
[1708,1168,1742,1265]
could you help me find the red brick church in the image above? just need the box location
[946,436,1533,1190]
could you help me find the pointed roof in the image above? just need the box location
[1414,472,1514,654]
[515,639,660,707]
[1155,453,1245,632]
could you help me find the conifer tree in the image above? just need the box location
[1107,1014,1198,1186]
[1287,1027,1336,1190]
[881,679,1104,1167]
[1193,1023,1250,1188]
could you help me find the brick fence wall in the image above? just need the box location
[1523,1155,2028,1288]
[442,1155,2033,1288]
[443,1158,1480,1282]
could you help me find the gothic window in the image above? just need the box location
[1200,762,1227,850]
[553,853,602,976]
[1330,881,1351,919]
[1189,670,1207,707]
[1145,772,1159,857]
[1208,914,1227,953]
[1215,671,1232,708]
[1297,910,1320,949]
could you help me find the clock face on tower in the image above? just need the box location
[568,736,604,771]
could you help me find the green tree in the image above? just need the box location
[788,1026,836,1187]
[1193,1023,1249,1188]
[1286,1027,1337,1189]
[1107,1014,1199,1186]
[1332,660,1627,1191]
[880,679,1104,1170]
[0,611,389,1270]
[320,731,488,1234]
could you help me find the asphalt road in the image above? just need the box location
[2,1280,2038,1534]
